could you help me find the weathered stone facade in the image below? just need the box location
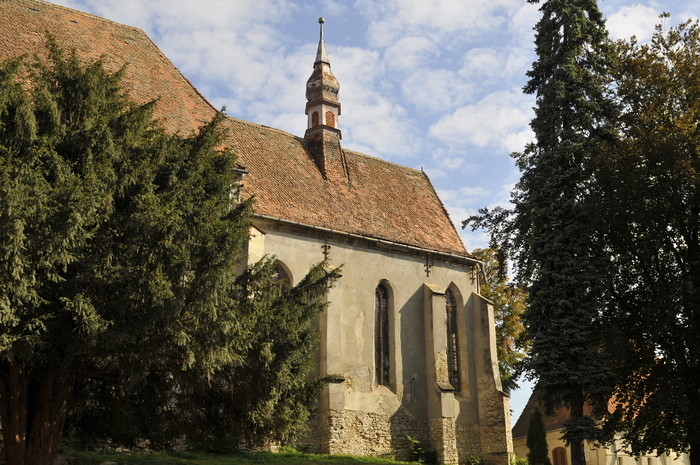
[256,220,513,465]
[325,410,429,460]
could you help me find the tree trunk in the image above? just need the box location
[0,363,29,465]
[569,398,586,465]
[0,362,71,465]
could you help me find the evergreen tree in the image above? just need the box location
[466,1,616,464]
[527,406,552,465]
[68,260,340,450]
[595,19,700,465]
[0,40,339,465]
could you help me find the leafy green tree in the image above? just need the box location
[0,41,339,465]
[595,19,700,464]
[471,248,528,393]
[526,406,552,465]
[465,1,617,464]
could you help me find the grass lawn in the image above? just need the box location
[59,448,414,465]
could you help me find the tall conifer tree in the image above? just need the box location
[527,406,552,465]
[467,1,616,464]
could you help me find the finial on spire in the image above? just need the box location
[315,17,329,65]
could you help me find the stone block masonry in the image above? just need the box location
[301,409,430,461]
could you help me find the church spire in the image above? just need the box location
[315,17,329,65]
[305,17,340,112]
[304,18,346,181]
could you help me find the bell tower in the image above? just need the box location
[305,18,347,180]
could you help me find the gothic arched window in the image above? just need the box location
[312,111,319,127]
[271,261,292,294]
[325,111,335,128]
[375,284,390,386]
[445,288,460,390]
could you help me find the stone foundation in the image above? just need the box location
[300,409,430,461]
[429,417,459,464]
[457,423,482,464]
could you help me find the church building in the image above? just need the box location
[0,1,512,463]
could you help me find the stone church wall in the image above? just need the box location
[249,219,512,465]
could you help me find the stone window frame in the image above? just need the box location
[374,282,391,387]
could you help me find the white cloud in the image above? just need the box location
[401,68,474,113]
[463,48,502,76]
[428,90,534,153]
[343,100,423,159]
[510,0,541,41]
[57,0,295,33]
[320,0,349,16]
[358,0,525,48]
[460,229,491,254]
[606,4,664,41]
[384,36,440,72]
[460,46,532,85]
[438,186,491,205]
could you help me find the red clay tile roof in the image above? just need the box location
[0,0,470,257]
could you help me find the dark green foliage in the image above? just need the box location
[0,39,339,465]
[465,1,616,463]
[68,259,341,451]
[526,406,551,465]
[594,19,700,463]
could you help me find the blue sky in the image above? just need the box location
[51,0,698,425]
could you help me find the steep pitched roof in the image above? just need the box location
[0,0,470,257]
[225,118,467,254]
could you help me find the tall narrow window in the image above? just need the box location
[375,284,389,386]
[445,288,460,390]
